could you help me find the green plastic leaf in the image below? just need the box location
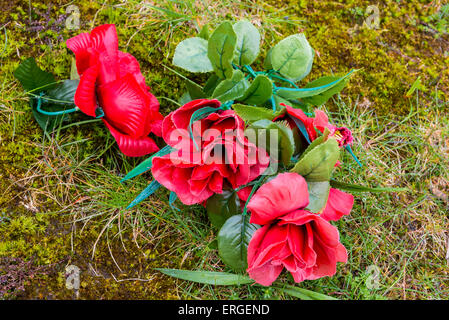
[173,37,213,73]
[264,48,273,70]
[70,57,79,80]
[206,189,241,229]
[301,75,350,106]
[155,268,254,285]
[246,119,295,166]
[290,126,309,159]
[232,104,280,123]
[330,180,407,193]
[271,34,314,81]
[203,74,221,97]
[232,20,260,66]
[217,215,259,272]
[276,70,355,100]
[274,121,296,166]
[164,64,207,99]
[291,137,340,181]
[296,134,326,162]
[211,69,248,102]
[240,75,272,105]
[179,91,192,105]
[121,145,174,182]
[46,79,79,104]
[198,24,210,40]
[306,181,331,213]
[207,239,218,250]
[279,285,338,300]
[126,180,161,210]
[185,80,206,99]
[14,57,56,91]
[208,21,237,79]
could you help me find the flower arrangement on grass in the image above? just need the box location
[121,21,402,297]
[14,21,403,299]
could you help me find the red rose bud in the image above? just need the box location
[246,173,349,286]
[67,24,163,157]
[276,103,353,147]
[332,127,354,147]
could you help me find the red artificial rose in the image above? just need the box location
[275,104,353,147]
[246,172,348,286]
[67,24,163,157]
[320,188,354,221]
[151,99,270,205]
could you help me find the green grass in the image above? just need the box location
[0,0,448,300]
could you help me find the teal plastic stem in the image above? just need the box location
[221,100,234,110]
[95,107,105,119]
[36,92,79,116]
[274,69,355,93]
[120,145,174,183]
[345,145,363,168]
[169,192,180,211]
[243,65,257,78]
[240,65,301,89]
[269,73,299,89]
[242,175,266,216]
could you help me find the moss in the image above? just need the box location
[261,0,448,115]
[0,211,183,298]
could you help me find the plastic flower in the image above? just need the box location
[320,188,354,221]
[67,24,163,157]
[275,104,353,147]
[151,99,269,205]
[246,172,348,286]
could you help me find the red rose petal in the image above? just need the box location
[90,24,118,60]
[102,119,159,157]
[117,51,147,89]
[248,173,309,225]
[98,74,153,138]
[74,63,99,117]
[320,188,354,221]
[66,32,93,75]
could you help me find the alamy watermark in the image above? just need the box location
[365,264,381,290]
[364,5,380,30]
[167,124,281,173]
[65,264,80,297]
[348,5,381,34]
[65,5,81,30]
[26,3,81,33]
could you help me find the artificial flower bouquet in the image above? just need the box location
[122,21,371,294]
[14,21,400,299]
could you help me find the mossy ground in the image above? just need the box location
[0,0,448,299]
